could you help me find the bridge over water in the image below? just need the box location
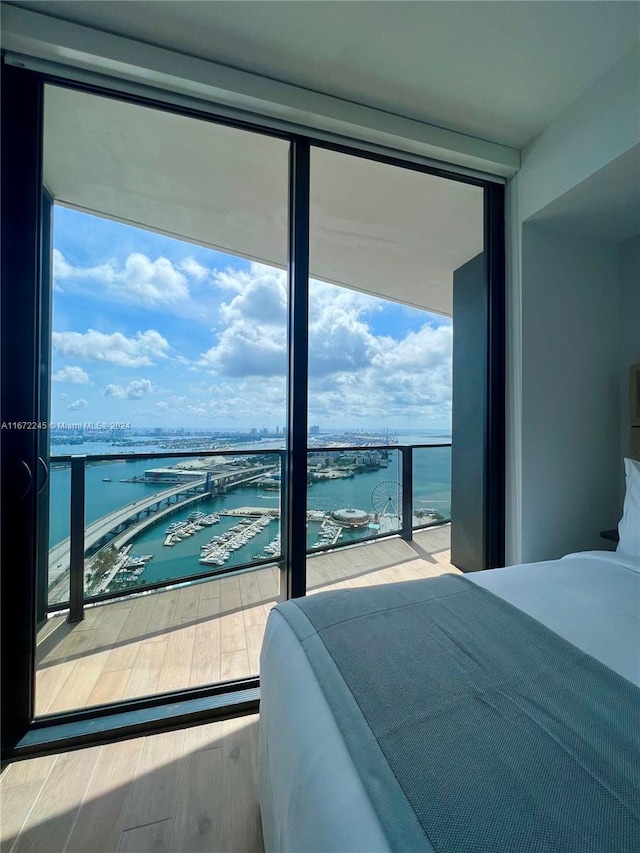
[47,463,278,603]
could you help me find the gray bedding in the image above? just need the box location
[274,573,640,852]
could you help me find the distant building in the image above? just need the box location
[143,468,203,483]
[331,508,370,528]
[310,425,320,435]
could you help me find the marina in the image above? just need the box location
[200,514,275,567]
[163,513,222,546]
[47,437,452,599]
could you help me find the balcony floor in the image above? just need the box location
[6,528,456,853]
[35,526,455,716]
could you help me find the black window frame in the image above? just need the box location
[0,63,505,760]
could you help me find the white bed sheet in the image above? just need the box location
[259,550,640,852]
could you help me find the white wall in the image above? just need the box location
[519,225,621,562]
[507,46,640,564]
[516,46,639,223]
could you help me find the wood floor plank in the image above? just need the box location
[182,722,225,755]
[155,625,196,694]
[245,622,267,675]
[242,601,270,628]
[2,720,265,853]
[0,757,56,788]
[307,557,335,592]
[85,668,131,707]
[101,598,157,675]
[115,596,158,644]
[172,586,200,627]
[122,641,168,700]
[220,717,262,853]
[122,730,185,830]
[171,747,222,853]
[38,627,97,667]
[238,570,264,610]
[0,780,46,853]
[221,649,250,682]
[219,575,242,610]
[101,639,141,675]
[220,576,247,659]
[119,819,173,853]
[189,598,221,687]
[198,576,222,601]
[145,589,180,642]
[34,530,453,713]
[10,747,101,853]
[91,604,134,647]
[46,649,111,714]
[66,738,144,853]
[220,609,247,656]
[34,660,77,716]
[254,566,279,601]
[69,603,109,632]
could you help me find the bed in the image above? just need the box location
[259,552,640,853]
[258,544,640,852]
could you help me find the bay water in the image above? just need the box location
[49,432,451,589]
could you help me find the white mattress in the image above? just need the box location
[258,550,640,852]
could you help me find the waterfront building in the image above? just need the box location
[331,508,371,528]
[142,468,204,483]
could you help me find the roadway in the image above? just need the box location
[47,464,278,604]
[48,477,207,589]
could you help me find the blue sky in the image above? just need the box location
[51,206,453,430]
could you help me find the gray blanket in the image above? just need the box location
[276,573,640,852]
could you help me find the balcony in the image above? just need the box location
[36,444,452,715]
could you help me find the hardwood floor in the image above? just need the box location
[35,527,455,715]
[0,716,262,853]
[5,530,457,853]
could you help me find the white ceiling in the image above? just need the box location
[44,85,483,315]
[9,1,640,149]
[528,145,640,244]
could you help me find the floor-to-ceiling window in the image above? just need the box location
[36,84,289,713]
[1,65,503,757]
[305,146,484,593]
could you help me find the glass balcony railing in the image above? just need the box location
[45,443,450,619]
[412,444,452,530]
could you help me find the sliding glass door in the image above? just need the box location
[36,84,289,714]
[1,64,503,758]
[305,146,484,594]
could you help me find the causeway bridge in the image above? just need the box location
[47,463,278,603]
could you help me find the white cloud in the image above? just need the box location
[52,366,92,384]
[307,321,452,424]
[67,398,87,411]
[195,265,452,425]
[200,264,287,376]
[53,250,202,307]
[179,257,208,281]
[52,250,451,426]
[52,329,170,367]
[104,379,155,400]
[218,265,287,325]
[52,249,73,282]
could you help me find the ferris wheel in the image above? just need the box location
[371,480,402,517]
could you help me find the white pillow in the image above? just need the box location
[617,457,640,557]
